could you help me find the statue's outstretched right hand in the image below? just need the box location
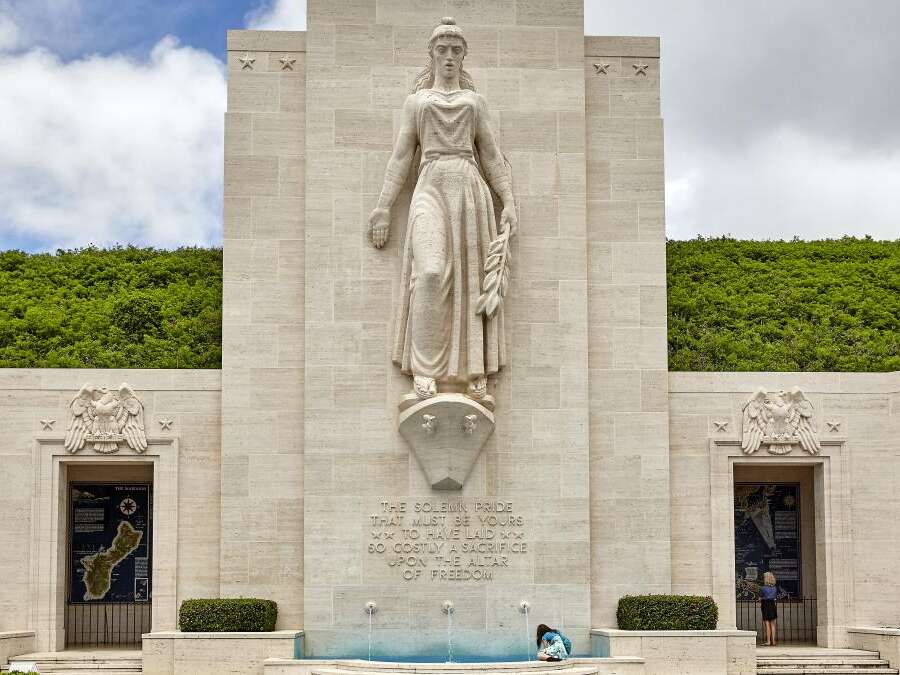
[368,208,390,248]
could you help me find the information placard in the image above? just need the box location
[69,483,152,603]
[734,482,801,600]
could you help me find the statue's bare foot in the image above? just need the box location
[414,375,437,399]
[466,375,495,411]
[467,376,487,399]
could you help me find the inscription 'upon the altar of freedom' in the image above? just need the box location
[367,501,529,581]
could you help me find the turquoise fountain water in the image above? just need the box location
[364,601,377,661]
[441,600,454,662]
[519,600,531,661]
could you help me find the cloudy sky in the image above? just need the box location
[0,0,897,250]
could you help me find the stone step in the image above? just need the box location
[7,651,142,673]
[756,656,889,668]
[759,649,881,659]
[755,647,898,675]
[30,671,141,675]
[310,669,600,675]
[8,667,141,673]
[14,662,141,669]
[757,669,898,675]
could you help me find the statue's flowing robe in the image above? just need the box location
[391,89,506,383]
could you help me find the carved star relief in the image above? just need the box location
[421,414,437,435]
[826,421,841,433]
[239,53,255,70]
[713,420,729,432]
[593,62,611,75]
[40,419,56,430]
[279,54,296,71]
[158,418,174,430]
[632,62,649,76]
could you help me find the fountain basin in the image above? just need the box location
[264,657,645,675]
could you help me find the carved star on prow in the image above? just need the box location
[463,414,477,435]
[593,62,611,75]
[421,414,437,435]
[158,418,174,430]
[826,421,841,433]
[632,62,649,76]
[279,54,296,71]
[239,53,255,70]
[713,420,729,432]
[40,419,56,431]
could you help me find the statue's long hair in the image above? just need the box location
[412,22,476,92]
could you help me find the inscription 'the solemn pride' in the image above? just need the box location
[367,501,529,582]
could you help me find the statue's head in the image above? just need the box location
[413,18,476,92]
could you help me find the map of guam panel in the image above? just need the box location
[70,483,151,603]
[734,482,801,600]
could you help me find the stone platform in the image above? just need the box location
[263,657,644,675]
[756,647,898,674]
[8,648,142,674]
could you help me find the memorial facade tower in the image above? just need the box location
[0,2,896,669]
[221,0,669,656]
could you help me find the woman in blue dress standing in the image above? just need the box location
[760,571,778,646]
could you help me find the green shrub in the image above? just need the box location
[179,598,277,632]
[667,237,900,372]
[0,246,222,368]
[616,594,718,630]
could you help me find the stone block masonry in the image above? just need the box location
[222,29,306,629]
[301,0,593,657]
[584,35,671,626]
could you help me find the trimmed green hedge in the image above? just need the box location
[1,238,897,371]
[616,594,718,630]
[668,237,900,371]
[179,598,277,632]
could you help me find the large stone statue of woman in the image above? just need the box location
[368,18,516,409]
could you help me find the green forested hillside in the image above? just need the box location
[667,238,900,372]
[0,239,896,371]
[0,247,222,368]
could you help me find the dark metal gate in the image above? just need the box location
[737,598,818,644]
[66,602,151,647]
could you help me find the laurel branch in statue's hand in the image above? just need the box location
[368,208,391,248]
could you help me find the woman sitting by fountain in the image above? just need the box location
[535,623,571,661]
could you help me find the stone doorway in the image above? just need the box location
[65,465,153,648]
[733,466,817,644]
[31,439,180,652]
[708,439,853,648]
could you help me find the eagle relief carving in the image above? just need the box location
[64,383,148,454]
[741,386,821,456]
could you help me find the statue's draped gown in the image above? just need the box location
[391,88,507,384]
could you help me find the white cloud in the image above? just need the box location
[245,0,307,31]
[666,128,900,240]
[0,0,84,55]
[588,0,900,240]
[0,12,18,51]
[0,36,226,249]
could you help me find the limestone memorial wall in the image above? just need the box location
[0,370,221,651]
[219,0,674,657]
[0,0,897,664]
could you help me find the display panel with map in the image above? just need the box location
[69,483,152,603]
[734,482,801,600]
